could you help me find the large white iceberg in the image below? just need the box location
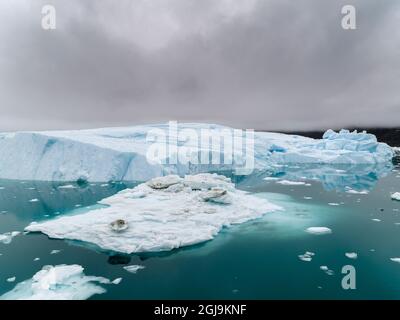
[25,173,281,253]
[0,264,113,300]
[0,124,394,182]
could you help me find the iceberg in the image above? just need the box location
[0,264,114,300]
[25,173,281,254]
[0,124,394,182]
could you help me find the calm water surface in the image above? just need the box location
[0,162,399,299]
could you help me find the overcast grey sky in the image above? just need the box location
[0,0,399,131]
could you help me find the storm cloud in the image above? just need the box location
[0,0,399,131]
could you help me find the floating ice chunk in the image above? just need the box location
[7,277,16,283]
[390,258,400,263]
[0,231,20,244]
[276,180,307,186]
[391,193,400,201]
[371,219,381,222]
[263,177,279,181]
[25,174,281,254]
[320,266,334,275]
[345,252,358,259]
[0,265,114,300]
[306,227,332,235]
[29,199,39,202]
[111,278,122,285]
[50,250,61,255]
[328,203,340,206]
[304,196,312,200]
[298,251,315,262]
[57,185,76,189]
[123,265,146,274]
[346,189,369,195]
[34,258,40,261]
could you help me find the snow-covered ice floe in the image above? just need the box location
[0,264,117,300]
[25,174,282,254]
[0,124,394,182]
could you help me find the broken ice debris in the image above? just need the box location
[298,251,315,262]
[0,265,117,300]
[0,231,20,245]
[391,193,400,201]
[25,173,281,254]
[305,227,332,235]
[123,265,146,274]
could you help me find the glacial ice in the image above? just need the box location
[0,264,114,300]
[25,173,281,254]
[0,124,394,182]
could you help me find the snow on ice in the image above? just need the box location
[25,173,281,254]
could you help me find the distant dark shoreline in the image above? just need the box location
[270,128,400,147]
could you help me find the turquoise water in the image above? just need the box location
[0,163,399,299]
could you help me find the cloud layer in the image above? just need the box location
[0,0,399,131]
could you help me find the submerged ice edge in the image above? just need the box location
[25,173,282,254]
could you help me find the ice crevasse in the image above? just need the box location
[0,124,395,182]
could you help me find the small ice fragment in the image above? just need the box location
[320,266,334,275]
[372,219,381,222]
[123,265,145,274]
[58,184,76,189]
[391,192,400,201]
[306,227,332,235]
[6,277,16,283]
[345,252,358,259]
[328,203,340,206]
[391,258,400,263]
[346,189,369,195]
[304,196,312,200]
[29,199,39,202]
[50,250,61,255]
[34,258,40,261]
[298,254,312,262]
[111,278,122,285]
[276,180,306,186]
[263,177,279,181]
[0,231,20,244]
